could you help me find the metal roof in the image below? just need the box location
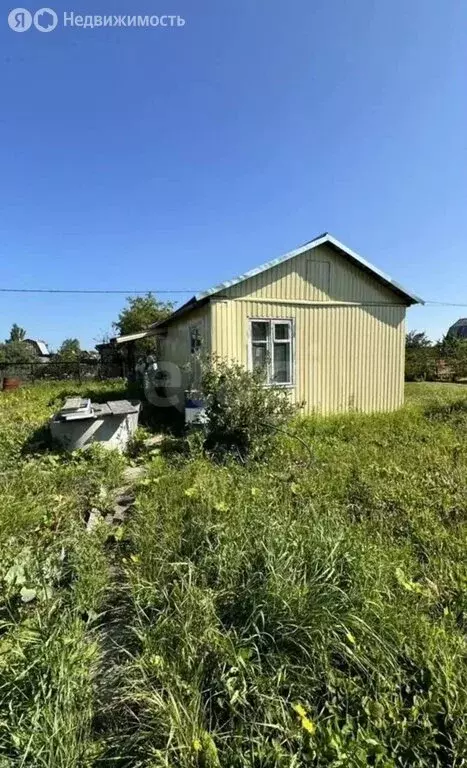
[36,340,50,356]
[25,339,51,356]
[112,329,159,345]
[195,233,423,305]
[115,233,423,340]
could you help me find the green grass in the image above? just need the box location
[0,381,466,766]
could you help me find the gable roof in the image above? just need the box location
[196,232,423,305]
[152,233,423,331]
[25,339,51,356]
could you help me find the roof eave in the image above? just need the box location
[110,328,161,345]
[195,233,423,306]
[150,295,211,330]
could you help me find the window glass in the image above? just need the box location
[252,343,268,373]
[252,321,268,341]
[190,327,202,354]
[274,322,290,341]
[249,319,292,384]
[273,342,291,383]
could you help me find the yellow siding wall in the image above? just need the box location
[159,305,210,405]
[211,299,406,414]
[225,243,399,305]
[158,243,408,415]
[209,241,408,414]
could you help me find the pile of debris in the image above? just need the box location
[50,397,141,452]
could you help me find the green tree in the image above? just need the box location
[113,294,173,336]
[405,330,436,381]
[438,334,467,381]
[6,324,26,343]
[406,330,432,348]
[113,293,173,356]
[0,341,36,365]
[56,338,81,361]
[0,324,35,366]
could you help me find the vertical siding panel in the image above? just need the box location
[303,307,307,409]
[387,312,392,411]
[396,310,401,409]
[325,308,332,414]
[397,313,401,408]
[394,315,397,410]
[199,283,407,415]
[326,308,332,413]
[306,308,310,410]
[318,307,324,412]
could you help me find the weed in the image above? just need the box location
[0,381,466,766]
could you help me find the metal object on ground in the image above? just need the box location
[2,377,21,391]
[50,398,140,452]
[185,392,207,425]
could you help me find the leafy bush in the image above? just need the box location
[405,346,438,381]
[199,358,301,459]
[439,336,467,381]
[405,336,467,382]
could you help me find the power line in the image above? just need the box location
[0,288,197,295]
[0,288,466,307]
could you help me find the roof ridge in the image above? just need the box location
[195,233,423,306]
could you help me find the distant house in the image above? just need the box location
[448,318,467,339]
[115,233,423,414]
[24,339,51,362]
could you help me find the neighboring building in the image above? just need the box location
[447,318,467,339]
[115,233,423,414]
[24,339,51,362]
[95,342,125,378]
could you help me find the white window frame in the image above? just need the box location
[189,325,202,355]
[248,318,295,386]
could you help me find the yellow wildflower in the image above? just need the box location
[301,716,316,735]
[292,703,307,718]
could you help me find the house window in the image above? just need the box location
[190,326,202,354]
[250,320,293,385]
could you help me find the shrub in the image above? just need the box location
[405,347,438,381]
[199,358,301,459]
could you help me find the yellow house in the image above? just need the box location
[122,233,423,414]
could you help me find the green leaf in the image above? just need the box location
[5,562,26,587]
[114,526,125,542]
[20,587,37,603]
[213,501,229,512]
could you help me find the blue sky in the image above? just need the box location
[1,0,466,350]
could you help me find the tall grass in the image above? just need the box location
[119,386,467,767]
[0,381,466,766]
[0,382,126,766]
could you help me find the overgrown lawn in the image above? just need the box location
[0,381,466,766]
